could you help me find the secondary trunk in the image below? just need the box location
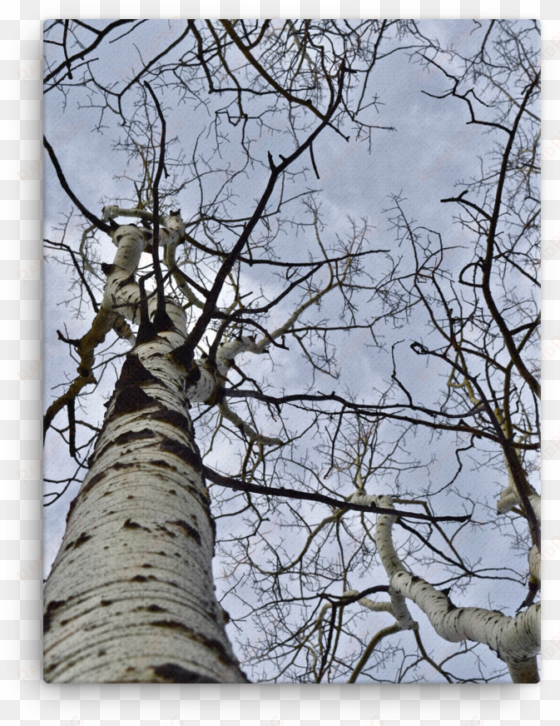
[43,224,248,683]
[373,493,540,683]
[350,491,541,683]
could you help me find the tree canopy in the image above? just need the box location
[42,19,540,683]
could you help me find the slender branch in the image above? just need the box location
[180,61,349,355]
[202,465,471,523]
[143,81,170,325]
[43,136,111,234]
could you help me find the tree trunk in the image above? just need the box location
[352,492,541,683]
[43,224,248,683]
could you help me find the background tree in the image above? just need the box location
[42,19,540,684]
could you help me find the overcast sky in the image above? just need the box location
[42,19,538,683]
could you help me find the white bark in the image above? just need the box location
[497,473,540,520]
[217,400,284,446]
[496,471,541,585]
[162,221,206,310]
[352,492,541,683]
[342,589,395,616]
[101,225,149,325]
[529,545,540,582]
[349,491,417,631]
[98,223,259,407]
[44,223,248,683]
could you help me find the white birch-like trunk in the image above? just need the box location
[43,224,248,683]
[351,492,541,683]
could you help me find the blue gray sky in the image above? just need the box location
[43,19,539,683]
